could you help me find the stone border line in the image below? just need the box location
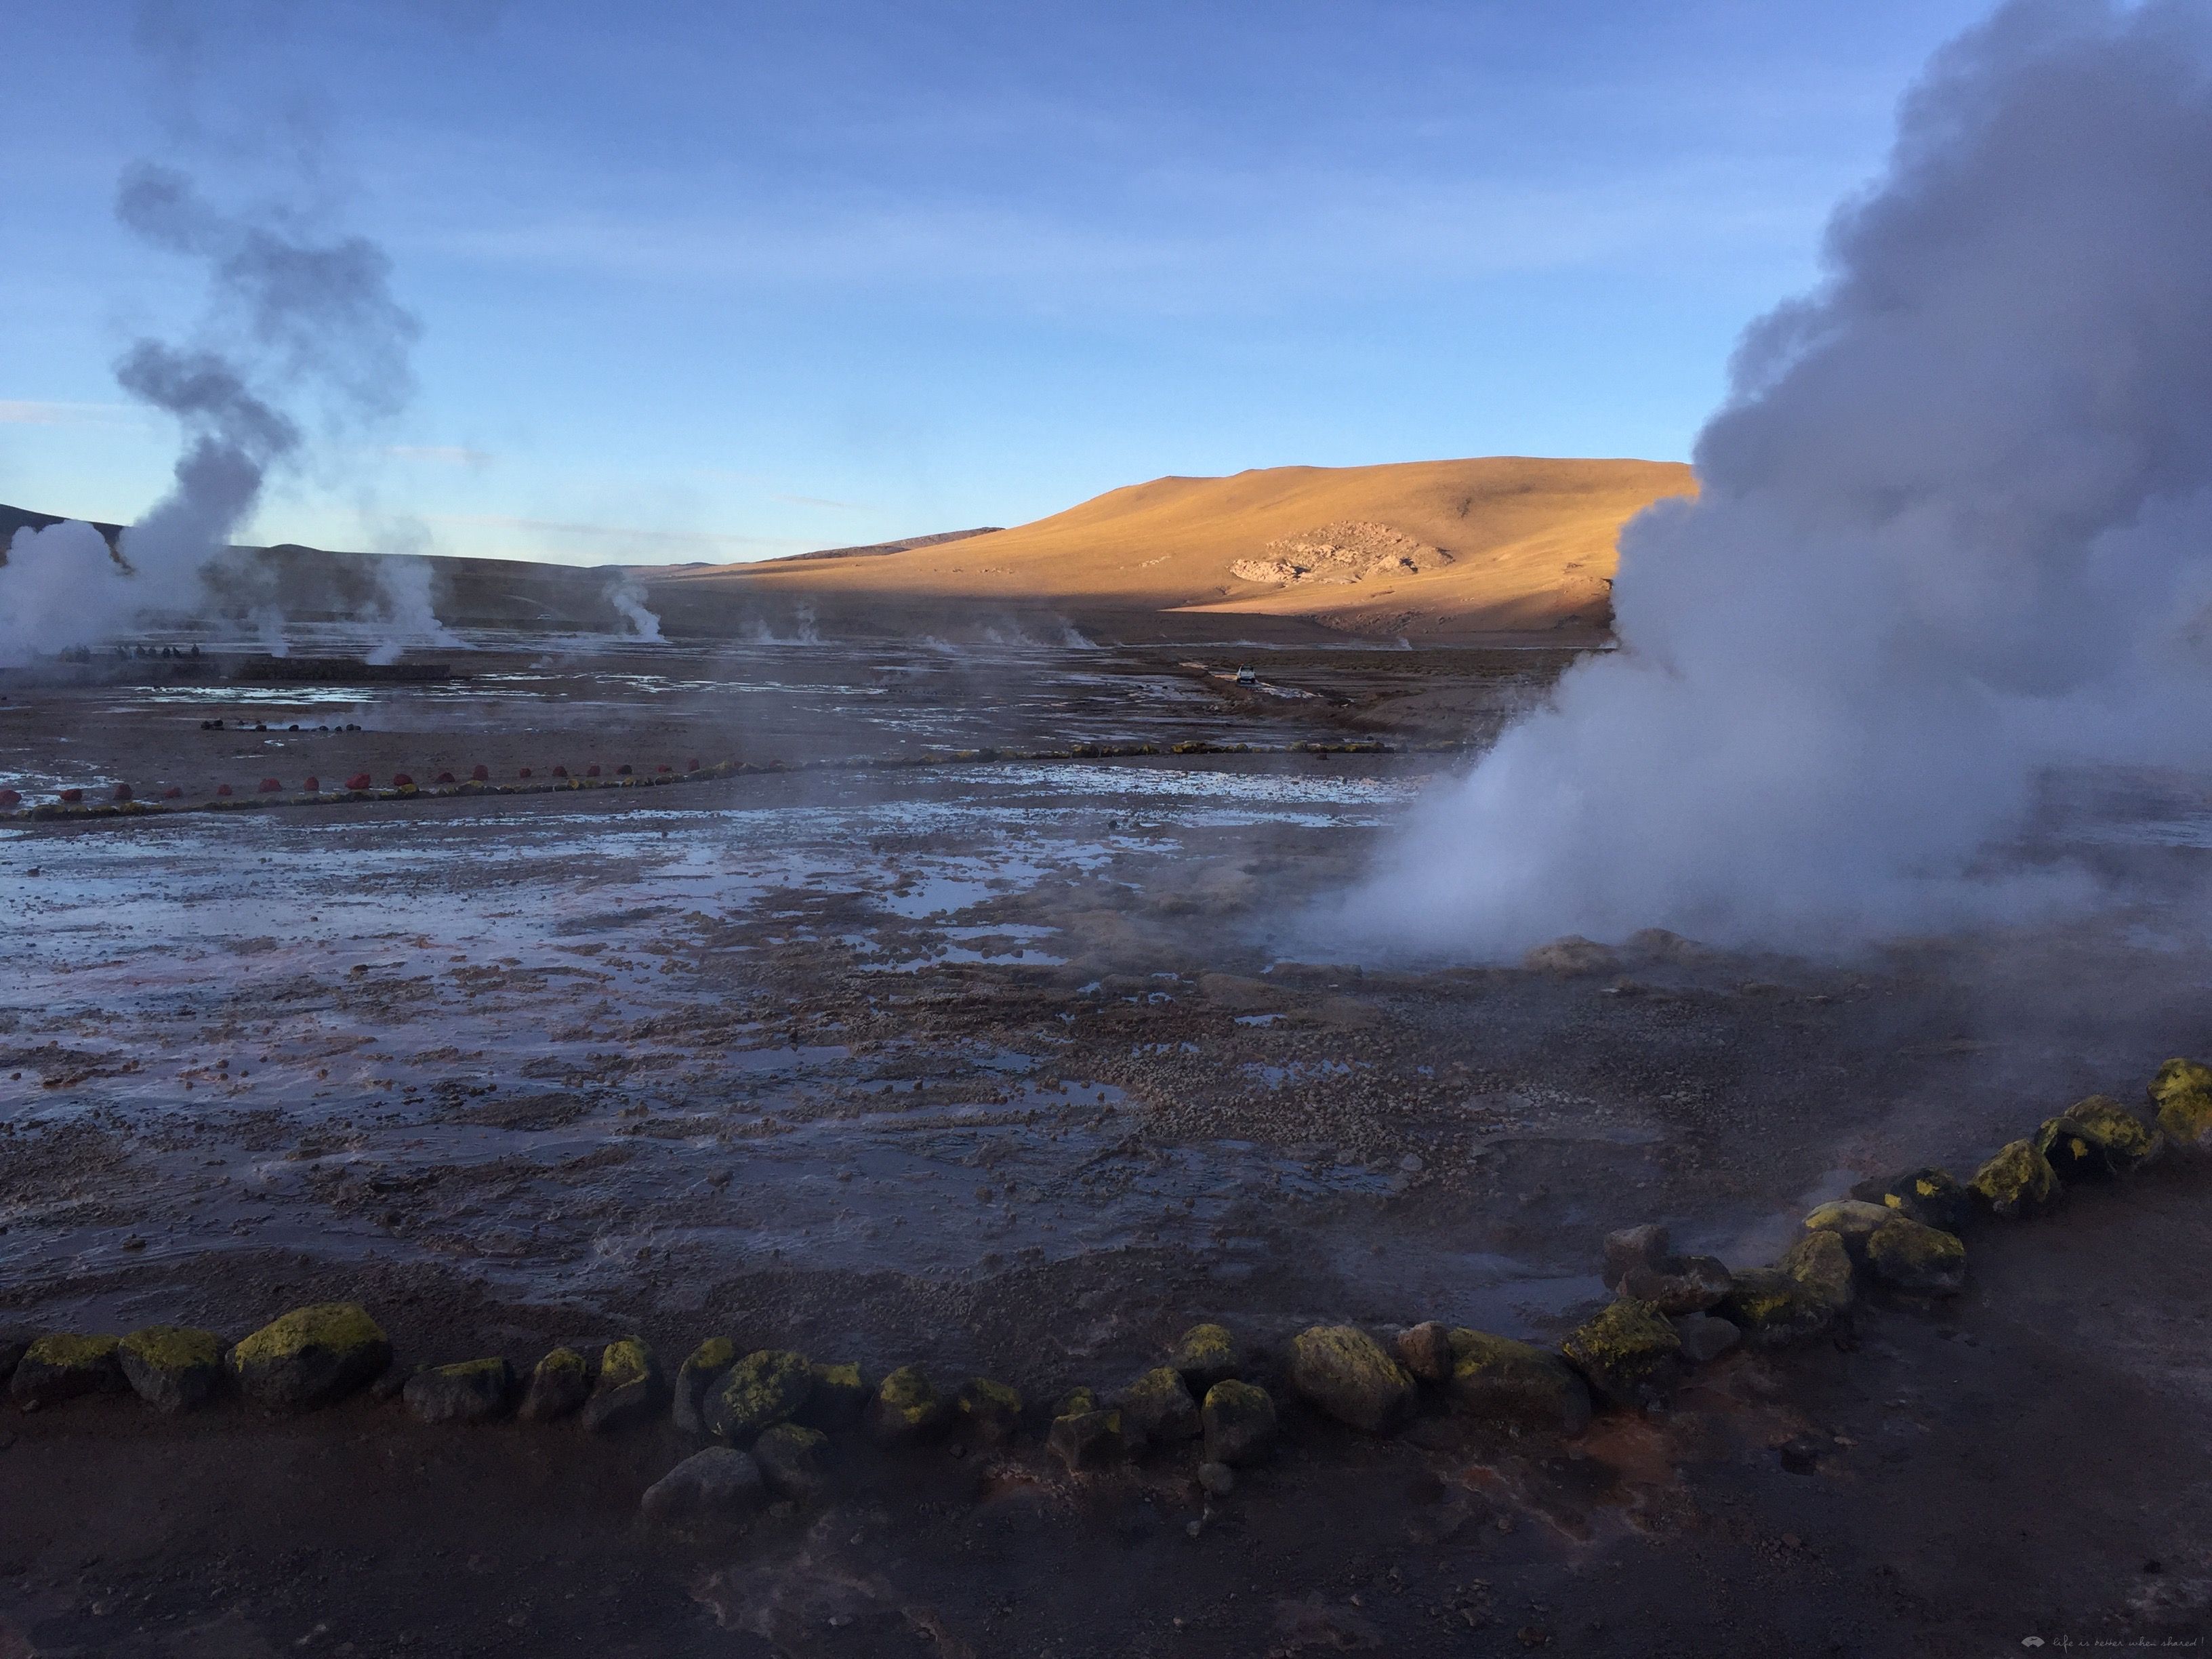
[0,738,1462,825]
[11,1059,2199,1521]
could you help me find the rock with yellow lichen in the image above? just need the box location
[1168,1322,1242,1392]
[1288,1325,1416,1433]
[1559,1300,1683,1406]
[1446,1328,1592,1434]
[230,1304,392,1412]
[1866,1218,1967,1296]
[582,1336,666,1433]
[1971,1139,2059,1218]
[404,1357,516,1425]
[867,1365,948,1446]
[2034,1096,2163,1179]
[1852,1168,1972,1234]
[119,1326,225,1413]
[1117,1366,1200,1446]
[1719,1269,1830,1349]
[672,1337,736,1435]
[956,1376,1025,1443]
[11,1334,127,1410]
[2150,1058,2212,1149]
[795,1360,869,1431]
[1803,1200,1896,1250]
[1780,1229,1857,1320]
[1202,1379,1278,1466]
[704,1349,813,1446]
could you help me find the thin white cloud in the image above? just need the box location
[0,399,139,426]
[385,443,494,467]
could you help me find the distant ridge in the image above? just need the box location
[773,527,1004,563]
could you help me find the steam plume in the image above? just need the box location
[0,159,429,665]
[605,574,666,642]
[1343,0,2212,956]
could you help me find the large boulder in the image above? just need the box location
[231,1305,391,1411]
[11,1334,126,1410]
[1559,1300,1683,1407]
[640,1447,764,1522]
[1779,1229,1857,1321]
[404,1358,516,1425]
[1288,1326,1416,1433]
[1394,1321,1456,1384]
[672,1338,736,1435]
[867,1366,947,1445]
[518,1347,590,1422]
[1446,1328,1591,1435]
[119,1326,225,1413]
[704,1349,813,1446]
[754,1422,831,1501]
[1853,1167,1972,1233]
[1601,1224,1671,1290]
[1971,1139,2059,1218]
[1719,1268,1831,1348]
[1618,1255,1733,1314]
[1048,1406,1130,1471]
[1670,1312,1741,1364]
[2148,1057,2212,1149]
[1118,1367,1200,1446]
[1866,1218,1967,1296]
[1523,936,1619,976]
[2034,1097,2163,1179]
[582,1337,666,1433]
[1201,1380,1278,1466]
[1802,1200,1896,1252]
[1168,1324,1242,1392]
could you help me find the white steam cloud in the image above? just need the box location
[605,574,665,642]
[1343,0,2212,958]
[0,159,440,665]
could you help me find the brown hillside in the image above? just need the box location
[650,455,1693,639]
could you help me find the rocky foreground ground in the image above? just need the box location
[1,642,2209,1654]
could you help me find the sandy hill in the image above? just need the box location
[650,456,1694,640]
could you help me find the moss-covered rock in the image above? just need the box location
[2149,1057,2212,1149]
[230,1304,391,1411]
[119,1326,224,1414]
[1047,1406,1128,1471]
[1057,1385,1100,1418]
[1618,1255,1734,1314]
[1866,1218,1967,1296]
[1718,1268,1830,1348]
[867,1365,947,1446]
[1971,1139,2059,1217]
[704,1349,813,1446]
[795,1360,869,1432]
[1201,1380,1278,1467]
[1560,1300,1683,1406]
[404,1357,516,1425]
[518,1347,590,1422]
[1288,1325,1416,1433]
[948,1377,1017,1443]
[1118,1366,1200,1446]
[11,1334,126,1410]
[1854,1167,1971,1233]
[1446,1328,1591,1434]
[582,1336,666,1433]
[1168,1323,1242,1392]
[2034,1096,2163,1179]
[672,1337,736,1435]
[640,1447,764,1522]
[754,1422,830,1501]
[1803,1200,1896,1249]
[1780,1229,1857,1319]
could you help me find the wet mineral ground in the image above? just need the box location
[1,637,2209,1656]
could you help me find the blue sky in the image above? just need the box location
[1,0,1993,565]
